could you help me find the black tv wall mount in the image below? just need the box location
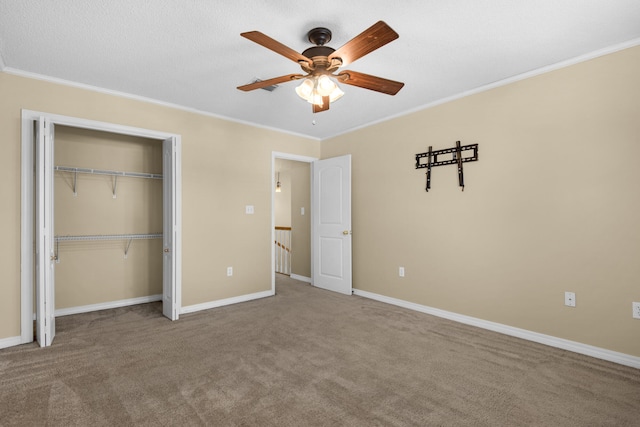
[415,141,478,192]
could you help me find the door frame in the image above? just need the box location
[271,152,318,293]
[20,110,182,344]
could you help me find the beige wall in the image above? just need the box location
[322,46,640,357]
[54,126,163,308]
[0,72,320,340]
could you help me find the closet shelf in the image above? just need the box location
[54,166,163,180]
[55,233,162,242]
[55,165,162,198]
[54,233,163,261]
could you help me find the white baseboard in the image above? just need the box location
[181,290,274,315]
[54,294,163,317]
[353,289,640,370]
[0,335,23,350]
[290,274,312,284]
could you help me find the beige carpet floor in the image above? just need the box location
[1,274,639,426]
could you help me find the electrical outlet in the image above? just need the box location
[564,291,576,307]
[399,267,405,277]
[245,205,254,214]
[227,266,233,277]
[633,302,640,319]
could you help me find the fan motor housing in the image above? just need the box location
[301,46,335,59]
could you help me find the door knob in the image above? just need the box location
[343,230,349,235]
[164,248,170,253]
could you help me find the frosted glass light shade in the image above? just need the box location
[295,78,314,101]
[295,76,344,106]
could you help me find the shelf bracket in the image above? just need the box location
[124,238,133,259]
[112,175,118,199]
[73,169,78,197]
[415,141,478,192]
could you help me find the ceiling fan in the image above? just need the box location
[237,21,404,113]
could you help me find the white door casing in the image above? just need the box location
[35,117,56,347]
[312,155,352,295]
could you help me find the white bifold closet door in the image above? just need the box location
[35,116,56,347]
[162,137,180,320]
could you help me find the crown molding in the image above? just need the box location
[1,67,320,142]
[323,37,640,141]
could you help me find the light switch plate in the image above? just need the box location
[565,291,576,307]
[245,205,254,214]
[633,302,640,319]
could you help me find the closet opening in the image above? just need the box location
[53,126,164,317]
[20,110,182,347]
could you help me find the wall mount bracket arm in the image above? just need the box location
[415,141,478,192]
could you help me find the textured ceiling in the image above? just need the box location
[1,1,640,140]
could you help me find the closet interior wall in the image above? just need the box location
[54,126,163,310]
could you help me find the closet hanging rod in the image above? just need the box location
[54,166,163,180]
[55,233,163,242]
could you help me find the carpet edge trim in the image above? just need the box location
[353,288,640,369]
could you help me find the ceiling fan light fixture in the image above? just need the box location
[295,76,344,106]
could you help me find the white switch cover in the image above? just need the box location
[564,291,576,307]
[245,205,254,214]
[227,267,233,276]
[301,207,305,215]
[399,267,405,277]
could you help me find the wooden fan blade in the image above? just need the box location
[241,31,313,66]
[237,74,305,91]
[312,96,330,113]
[328,21,399,66]
[336,70,404,95]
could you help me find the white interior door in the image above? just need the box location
[312,155,352,295]
[162,137,181,320]
[35,117,56,346]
